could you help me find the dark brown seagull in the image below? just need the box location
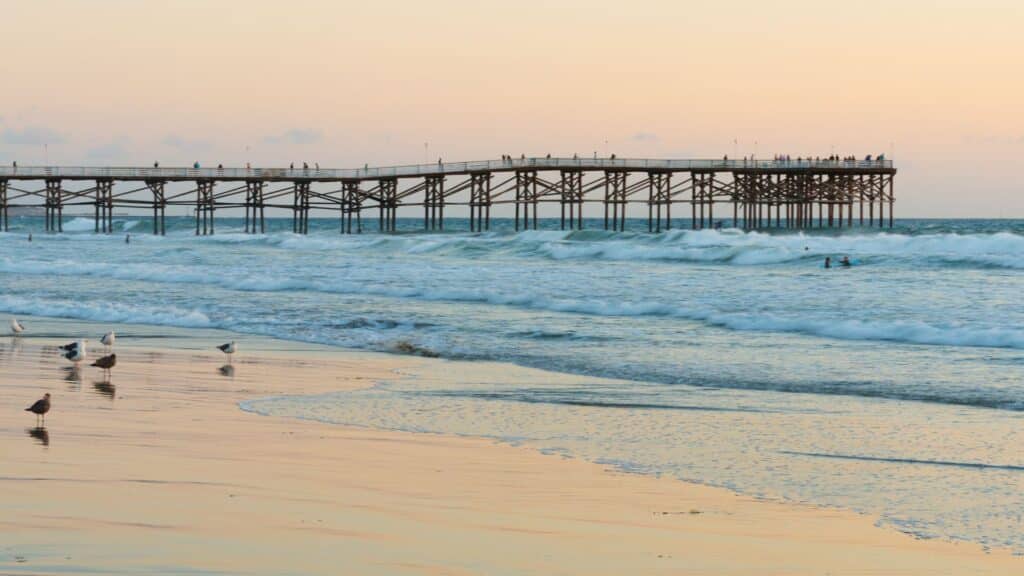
[25,393,51,425]
[91,353,116,373]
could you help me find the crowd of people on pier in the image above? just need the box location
[716,154,889,165]
[766,154,887,164]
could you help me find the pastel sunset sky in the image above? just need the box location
[1,0,1021,216]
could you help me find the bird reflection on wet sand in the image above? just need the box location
[92,380,116,400]
[62,365,82,390]
[218,364,235,378]
[27,427,49,447]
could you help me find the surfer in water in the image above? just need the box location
[824,257,831,269]
[840,256,851,267]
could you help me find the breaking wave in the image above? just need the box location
[192,227,1024,269]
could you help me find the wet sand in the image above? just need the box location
[1,329,1019,575]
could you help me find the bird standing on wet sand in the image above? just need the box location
[217,341,236,363]
[100,330,116,351]
[91,353,116,375]
[10,318,25,334]
[25,393,51,425]
[63,340,87,363]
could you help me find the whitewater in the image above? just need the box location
[2,216,1023,551]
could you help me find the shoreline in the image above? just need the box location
[1,316,1021,574]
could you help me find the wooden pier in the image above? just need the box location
[0,157,896,234]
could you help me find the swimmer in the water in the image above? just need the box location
[840,256,851,267]
[824,257,831,269]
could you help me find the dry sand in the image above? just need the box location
[1,337,1019,575]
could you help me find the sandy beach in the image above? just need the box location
[0,320,1017,575]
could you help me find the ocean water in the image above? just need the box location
[2,215,1023,550]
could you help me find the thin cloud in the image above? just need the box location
[632,132,659,143]
[161,134,211,151]
[86,140,128,160]
[2,126,65,146]
[265,128,323,145]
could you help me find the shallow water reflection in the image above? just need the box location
[92,380,116,400]
[26,426,49,447]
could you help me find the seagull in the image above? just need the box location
[25,393,51,426]
[58,341,79,352]
[91,353,116,375]
[100,330,116,351]
[63,339,87,363]
[217,341,236,363]
[10,318,25,334]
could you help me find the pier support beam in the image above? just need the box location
[0,180,7,232]
[648,171,671,232]
[244,180,265,234]
[560,170,583,230]
[195,180,215,236]
[888,176,894,228]
[424,175,445,231]
[147,180,167,235]
[692,172,716,230]
[341,180,362,234]
[603,171,627,231]
[514,170,538,231]
[292,181,310,234]
[469,173,491,232]
[94,180,113,233]
[378,179,397,233]
[45,179,62,233]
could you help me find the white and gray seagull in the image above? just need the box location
[10,318,25,335]
[100,330,116,351]
[217,341,236,363]
[63,339,87,363]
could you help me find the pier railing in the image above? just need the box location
[0,157,894,181]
